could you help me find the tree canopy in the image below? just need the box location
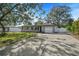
[47,5,72,27]
[0,3,44,35]
[35,20,44,26]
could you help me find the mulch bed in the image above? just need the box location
[70,33,79,40]
[73,35,79,40]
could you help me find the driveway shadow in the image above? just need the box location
[0,37,46,56]
[0,36,79,56]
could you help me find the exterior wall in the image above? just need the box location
[0,26,67,33]
[0,26,39,32]
[0,27,9,32]
[0,27,21,32]
[22,26,39,32]
[9,27,21,32]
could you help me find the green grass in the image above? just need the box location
[0,32,36,47]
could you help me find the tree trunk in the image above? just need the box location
[0,21,5,36]
[57,21,61,28]
[57,19,61,28]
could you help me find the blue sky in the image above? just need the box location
[41,3,79,20]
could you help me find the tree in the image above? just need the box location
[48,6,71,28]
[66,19,73,32]
[67,18,73,26]
[0,3,43,36]
[35,20,44,26]
[72,19,79,34]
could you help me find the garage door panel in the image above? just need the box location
[45,26,53,33]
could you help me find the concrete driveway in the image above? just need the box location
[0,33,79,56]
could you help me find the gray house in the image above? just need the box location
[0,23,67,33]
[22,23,67,33]
[21,23,55,33]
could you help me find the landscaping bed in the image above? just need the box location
[69,32,79,40]
[0,32,36,47]
[72,34,79,40]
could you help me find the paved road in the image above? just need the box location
[0,33,79,56]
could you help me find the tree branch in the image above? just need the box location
[0,4,20,21]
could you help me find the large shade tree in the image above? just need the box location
[0,3,44,35]
[35,20,44,26]
[47,5,72,28]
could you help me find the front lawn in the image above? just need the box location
[0,32,36,47]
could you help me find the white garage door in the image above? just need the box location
[44,26,53,33]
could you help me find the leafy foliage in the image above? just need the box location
[66,18,79,34]
[47,6,71,27]
[0,3,44,35]
[35,20,44,26]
